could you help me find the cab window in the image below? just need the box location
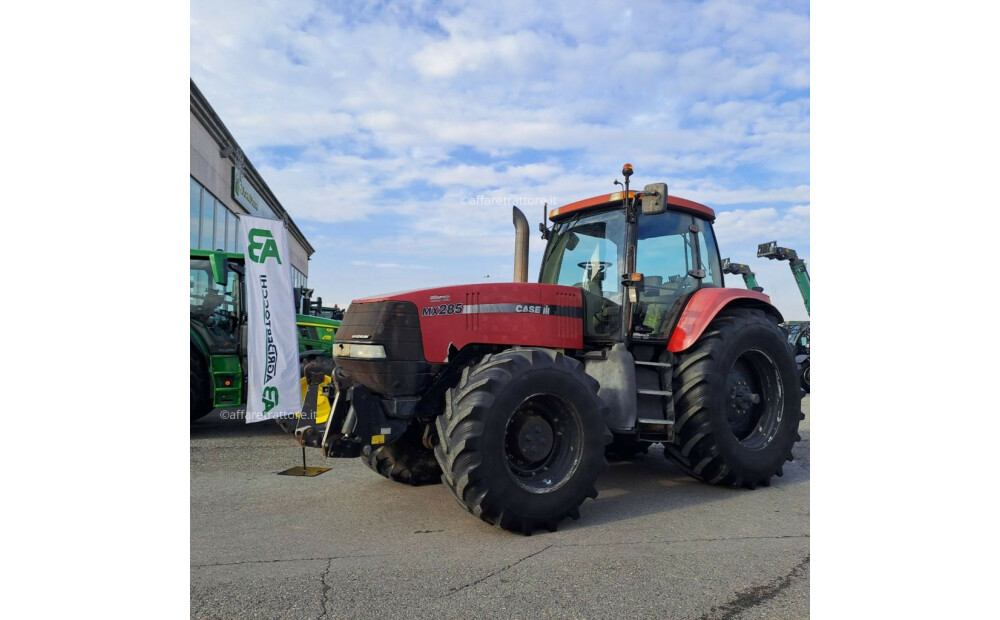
[634,213,722,339]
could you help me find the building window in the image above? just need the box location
[292,267,307,290]
[200,195,215,250]
[190,178,201,248]
[226,210,237,253]
[214,200,227,252]
[191,177,243,252]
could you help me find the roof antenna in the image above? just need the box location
[539,202,550,239]
[614,163,636,221]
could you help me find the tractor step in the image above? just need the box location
[636,417,674,441]
[637,388,672,396]
[634,360,671,368]
[637,418,674,426]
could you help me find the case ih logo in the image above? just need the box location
[515,304,551,315]
[247,229,282,264]
[429,295,451,303]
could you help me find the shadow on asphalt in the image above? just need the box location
[561,441,810,531]
[190,409,289,439]
[191,406,811,533]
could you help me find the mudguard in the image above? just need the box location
[667,288,783,353]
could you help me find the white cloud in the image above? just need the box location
[714,204,811,249]
[191,0,810,304]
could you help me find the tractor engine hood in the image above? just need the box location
[337,282,585,363]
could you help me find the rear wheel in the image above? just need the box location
[190,350,213,421]
[434,348,611,535]
[362,423,441,486]
[664,307,802,488]
[801,360,810,393]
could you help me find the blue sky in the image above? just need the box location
[191,0,811,320]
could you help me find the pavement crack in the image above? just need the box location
[317,558,333,620]
[559,533,809,549]
[191,553,385,568]
[443,545,553,598]
[697,554,810,620]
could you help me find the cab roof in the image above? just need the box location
[548,190,716,222]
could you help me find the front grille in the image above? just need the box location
[335,301,434,397]
[298,325,319,341]
[335,301,423,360]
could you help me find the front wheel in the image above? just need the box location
[664,307,803,489]
[434,348,611,535]
[362,424,442,486]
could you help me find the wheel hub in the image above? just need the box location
[511,415,554,463]
[730,381,760,413]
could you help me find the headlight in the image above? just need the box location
[333,343,387,359]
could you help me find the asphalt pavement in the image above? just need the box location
[191,395,809,619]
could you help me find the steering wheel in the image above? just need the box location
[577,261,612,276]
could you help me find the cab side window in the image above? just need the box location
[634,213,721,339]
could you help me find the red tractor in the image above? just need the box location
[289,165,802,535]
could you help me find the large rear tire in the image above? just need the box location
[664,307,802,488]
[190,351,213,422]
[434,348,611,535]
[362,424,442,486]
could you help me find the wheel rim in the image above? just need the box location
[803,365,810,388]
[723,349,783,451]
[503,393,583,493]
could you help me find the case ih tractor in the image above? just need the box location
[288,165,802,534]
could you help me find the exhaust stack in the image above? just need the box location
[513,206,529,283]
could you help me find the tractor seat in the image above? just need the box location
[643,275,664,298]
[638,275,672,337]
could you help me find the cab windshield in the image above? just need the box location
[540,209,626,339]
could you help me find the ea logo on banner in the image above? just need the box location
[247,229,282,264]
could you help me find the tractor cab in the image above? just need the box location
[190,251,244,357]
[539,175,722,344]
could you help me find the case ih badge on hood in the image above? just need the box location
[288,164,803,536]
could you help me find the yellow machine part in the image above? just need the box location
[299,374,333,425]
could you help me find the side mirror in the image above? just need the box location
[566,232,580,251]
[641,183,668,215]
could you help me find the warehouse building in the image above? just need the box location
[189,79,313,289]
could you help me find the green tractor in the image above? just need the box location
[783,320,810,393]
[190,250,341,421]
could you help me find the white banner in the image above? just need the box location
[239,215,303,423]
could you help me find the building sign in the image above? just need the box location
[232,164,265,214]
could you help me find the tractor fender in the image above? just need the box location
[667,288,784,353]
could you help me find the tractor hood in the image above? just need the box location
[339,282,585,363]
